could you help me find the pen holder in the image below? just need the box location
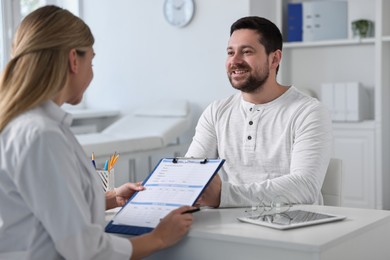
[96,168,115,192]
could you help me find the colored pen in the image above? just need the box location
[112,153,119,166]
[108,152,119,171]
[182,208,200,214]
[91,152,96,169]
[104,160,109,171]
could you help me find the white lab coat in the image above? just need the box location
[0,101,131,259]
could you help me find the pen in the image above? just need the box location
[91,152,96,169]
[104,160,109,171]
[182,208,200,214]
[112,153,119,166]
[109,152,119,171]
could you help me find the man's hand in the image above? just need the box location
[196,174,222,208]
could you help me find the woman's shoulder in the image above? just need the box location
[2,107,63,146]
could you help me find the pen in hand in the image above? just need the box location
[182,208,200,214]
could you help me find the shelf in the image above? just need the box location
[284,38,375,49]
[273,0,390,210]
[332,120,376,130]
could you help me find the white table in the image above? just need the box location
[123,205,390,260]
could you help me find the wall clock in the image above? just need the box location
[163,0,195,28]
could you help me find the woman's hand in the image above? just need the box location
[130,206,196,259]
[105,182,145,210]
[150,206,195,248]
[115,182,145,206]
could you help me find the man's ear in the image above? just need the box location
[68,49,78,73]
[270,50,282,69]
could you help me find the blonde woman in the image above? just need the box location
[0,5,195,260]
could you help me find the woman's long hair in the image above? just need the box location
[0,5,94,131]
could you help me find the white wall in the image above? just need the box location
[81,0,254,121]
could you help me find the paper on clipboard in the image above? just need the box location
[105,158,225,235]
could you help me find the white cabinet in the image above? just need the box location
[251,0,390,209]
[332,123,376,208]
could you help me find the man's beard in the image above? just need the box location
[228,64,269,94]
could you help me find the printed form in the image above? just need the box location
[112,158,224,228]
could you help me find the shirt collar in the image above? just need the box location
[41,100,73,127]
[240,86,294,111]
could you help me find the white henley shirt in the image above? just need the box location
[186,86,333,207]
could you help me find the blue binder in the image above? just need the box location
[287,3,303,42]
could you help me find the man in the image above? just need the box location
[186,16,332,208]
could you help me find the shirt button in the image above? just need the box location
[249,121,253,125]
[249,108,253,111]
[247,136,252,140]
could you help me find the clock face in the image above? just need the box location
[163,0,195,28]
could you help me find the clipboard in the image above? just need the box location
[105,157,225,235]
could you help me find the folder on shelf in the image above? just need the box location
[302,1,348,42]
[346,82,370,121]
[321,83,334,116]
[321,82,371,122]
[105,157,225,235]
[287,3,303,42]
[333,83,347,121]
